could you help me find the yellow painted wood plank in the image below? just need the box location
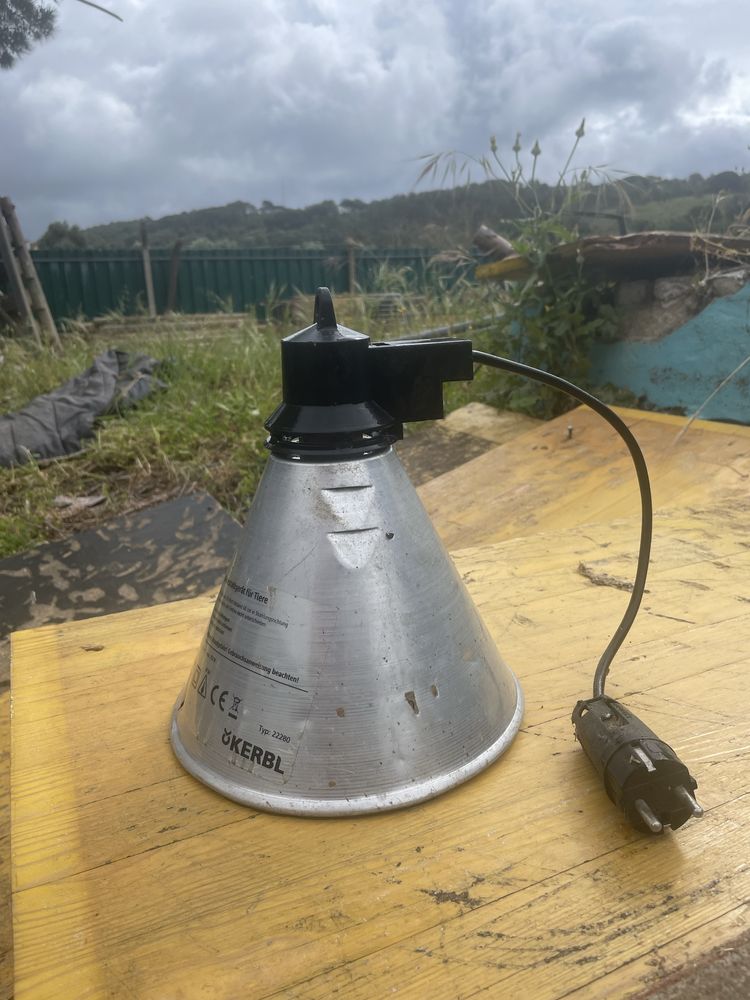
[10,594,213,690]
[418,406,750,548]
[11,605,748,896]
[0,689,11,1000]
[11,513,748,828]
[11,605,748,895]
[11,669,749,1000]
[577,904,749,1000]
[475,256,531,281]
[613,405,750,436]
[10,508,750,892]
[10,511,750,999]
[15,596,750,888]
[613,405,750,437]
[280,794,750,1000]
[443,403,541,444]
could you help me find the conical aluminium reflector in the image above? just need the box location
[171,448,523,815]
[171,287,522,814]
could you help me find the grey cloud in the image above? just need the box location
[1,0,749,238]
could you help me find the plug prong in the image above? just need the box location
[635,798,663,833]
[632,746,656,772]
[675,785,704,818]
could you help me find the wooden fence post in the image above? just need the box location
[0,210,42,346]
[166,239,182,313]
[0,196,61,349]
[140,220,157,318]
[347,240,357,293]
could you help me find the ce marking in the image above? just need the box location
[210,685,242,720]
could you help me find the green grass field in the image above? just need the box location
[0,324,279,557]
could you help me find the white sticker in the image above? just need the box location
[181,578,324,785]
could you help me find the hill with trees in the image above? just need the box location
[36,171,750,251]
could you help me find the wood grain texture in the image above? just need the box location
[11,505,750,999]
[443,403,541,444]
[0,691,11,1000]
[419,406,750,549]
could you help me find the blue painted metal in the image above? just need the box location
[590,283,750,424]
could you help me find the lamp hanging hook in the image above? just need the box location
[314,286,337,330]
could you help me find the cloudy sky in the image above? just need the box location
[3,0,750,238]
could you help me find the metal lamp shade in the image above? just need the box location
[170,448,523,815]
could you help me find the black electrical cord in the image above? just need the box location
[471,350,653,698]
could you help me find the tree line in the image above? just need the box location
[37,170,750,252]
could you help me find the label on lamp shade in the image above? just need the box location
[179,578,324,785]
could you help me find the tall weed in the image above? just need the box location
[419,122,622,416]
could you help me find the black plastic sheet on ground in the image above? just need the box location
[0,349,165,467]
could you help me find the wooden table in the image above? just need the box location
[11,501,750,998]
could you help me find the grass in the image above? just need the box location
[1,287,506,559]
[0,323,279,558]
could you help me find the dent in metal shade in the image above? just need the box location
[170,448,523,815]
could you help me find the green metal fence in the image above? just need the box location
[27,247,460,323]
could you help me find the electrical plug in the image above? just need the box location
[572,696,703,834]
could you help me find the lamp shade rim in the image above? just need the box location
[170,680,523,817]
